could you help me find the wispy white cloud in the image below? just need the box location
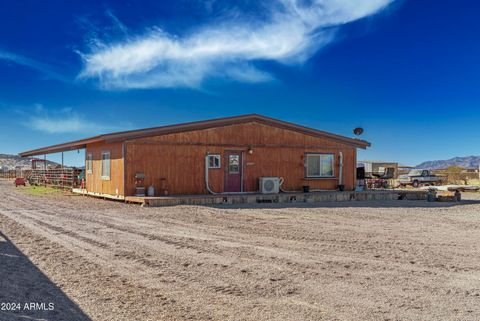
[79,0,394,89]
[20,104,132,134]
[105,9,129,36]
[0,50,67,82]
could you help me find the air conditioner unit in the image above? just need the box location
[259,177,280,194]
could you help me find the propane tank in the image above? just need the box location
[147,184,155,197]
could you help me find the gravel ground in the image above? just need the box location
[1,180,480,321]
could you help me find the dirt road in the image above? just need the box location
[1,180,480,321]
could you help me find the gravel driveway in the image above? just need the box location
[1,180,479,321]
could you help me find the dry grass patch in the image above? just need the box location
[19,185,64,196]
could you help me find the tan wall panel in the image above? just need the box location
[85,142,124,196]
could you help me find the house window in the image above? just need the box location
[306,153,335,177]
[207,154,221,169]
[101,151,111,180]
[86,153,93,174]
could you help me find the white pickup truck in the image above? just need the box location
[398,169,444,188]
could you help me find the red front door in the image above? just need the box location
[224,152,242,192]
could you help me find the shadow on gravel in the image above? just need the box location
[0,231,92,321]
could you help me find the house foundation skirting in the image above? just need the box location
[123,190,427,207]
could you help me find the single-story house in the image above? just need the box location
[19,114,370,198]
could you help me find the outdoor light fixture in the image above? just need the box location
[248,147,253,154]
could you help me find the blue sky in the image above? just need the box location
[0,0,478,166]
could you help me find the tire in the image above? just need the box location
[412,180,419,188]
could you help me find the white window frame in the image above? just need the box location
[86,153,93,174]
[207,154,221,169]
[305,153,335,178]
[101,151,111,180]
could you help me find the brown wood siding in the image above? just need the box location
[85,141,124,196]
[124,122,357,196]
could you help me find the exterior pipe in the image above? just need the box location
[222,191,257,195]
[338,152,344,188]
[205,155,219,194]
[279,177,300,193]
[205,154,258,195]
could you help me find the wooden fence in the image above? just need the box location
[0,170,32,180]
[0,168,83,188]
[0,171,15,180]
[28,168,83,188]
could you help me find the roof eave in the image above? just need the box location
[18,114,371,156]
[105,114,371,148]
[18,136,103,157]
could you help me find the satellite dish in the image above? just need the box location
[353,127,364,136]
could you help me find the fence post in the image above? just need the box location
[61,152,64,189]
[44,154,47,187]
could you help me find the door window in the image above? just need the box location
[101,151,111,180]
[228,155,240,173]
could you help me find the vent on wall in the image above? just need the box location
[259,177,280,194]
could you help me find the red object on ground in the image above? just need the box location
[14,178,26,187]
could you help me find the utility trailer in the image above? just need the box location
[423,184,480,202]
